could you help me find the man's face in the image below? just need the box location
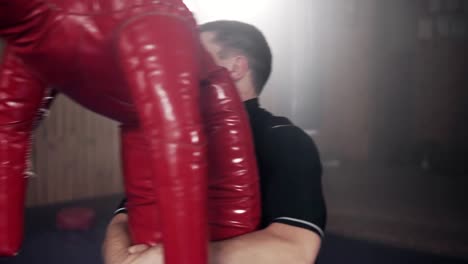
[200,31,255,101]
[200,31,232,70]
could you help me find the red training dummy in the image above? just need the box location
[0,0,260,263]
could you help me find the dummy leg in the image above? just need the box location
[120,61,262,245]
[117,14,208,264]
[0,46,50,256]
[120,124,161,244]
[200,62,261,240]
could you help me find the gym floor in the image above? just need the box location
[0,190,468,264]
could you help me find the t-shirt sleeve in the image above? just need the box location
[114,198,127,215]
[259,125,326,238]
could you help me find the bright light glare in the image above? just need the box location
[183,0,271,24]
[183,0,200,14]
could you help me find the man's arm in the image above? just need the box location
[210,222,321,264]
[103,214,320,264]
[103,123,326,264]
[210,123,325,264]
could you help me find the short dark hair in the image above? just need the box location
[199,20,272,95]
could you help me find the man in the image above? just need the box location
[103,20,326,264]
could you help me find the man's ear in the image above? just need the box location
[229,55,249,82]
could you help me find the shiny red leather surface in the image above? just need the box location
[120,68,261,245]
[117,13,209,264]
[0,0,260,262]
[201,68,261,240]
[121,124,162,244]
[0,47,48,256]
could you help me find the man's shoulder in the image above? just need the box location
[253,110,317,152]
[253,107,293,133]
[260,114,293,131]
[259,112,309,140]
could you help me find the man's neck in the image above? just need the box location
[240,93,257,102]
[237,81,257,102]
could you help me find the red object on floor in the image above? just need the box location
[56,207,96,231]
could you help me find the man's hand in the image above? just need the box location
[102,214,133,264]
[105,243,164,264]
[102,214,165,264]
[126,245,164,264]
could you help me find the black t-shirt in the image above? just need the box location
[115,98,326,238]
